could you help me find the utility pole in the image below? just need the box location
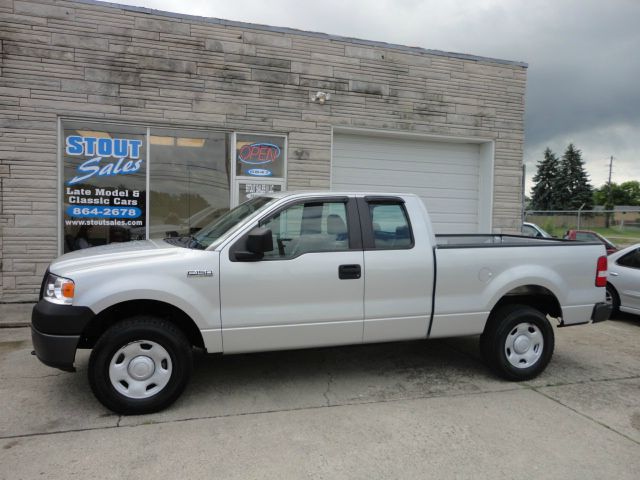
[606,155,614,228]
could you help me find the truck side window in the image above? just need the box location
[368,203,413,249]
[259,201,350,259]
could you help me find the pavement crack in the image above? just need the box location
[116,415,122,427]
[523,374,640,389]
[5,373,65,379]
[531,387,640,447]
[0,386,524,441]
[323,372,334,406]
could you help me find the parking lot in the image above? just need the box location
[1,316,639,479]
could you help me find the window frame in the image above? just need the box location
[357,196,415,251]
[229,196,363,262]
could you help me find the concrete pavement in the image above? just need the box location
[1,317,639,479]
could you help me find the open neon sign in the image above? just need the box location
[238,143,281,165]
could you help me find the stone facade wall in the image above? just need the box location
[0,0,527,301]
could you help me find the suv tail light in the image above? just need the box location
[595,255,607,287]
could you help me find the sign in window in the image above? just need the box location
[62,123,147,253]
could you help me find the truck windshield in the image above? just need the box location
[173,196,275,249]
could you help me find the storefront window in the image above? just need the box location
[61,123,280,252]
[62,122,147,253]
[149,129,229,238]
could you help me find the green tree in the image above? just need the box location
[594,180,640,207]
[619,180,640,205]
[530,147,560,210]
[555,143,593,210]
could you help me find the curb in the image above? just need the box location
[0,303,35,329]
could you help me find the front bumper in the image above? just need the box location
[31,300,94,372]
[591,302,612,323]
[31,327,80,372]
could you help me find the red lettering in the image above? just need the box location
[239,143,280,163]
[240,145,251,160]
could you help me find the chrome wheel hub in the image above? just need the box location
[109,340,172,399]
[505,323,544,369]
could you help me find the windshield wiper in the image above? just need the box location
[163,235,205,250]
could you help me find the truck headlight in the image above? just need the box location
[43,274,75,305]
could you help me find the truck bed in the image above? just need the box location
[435,234,600,248]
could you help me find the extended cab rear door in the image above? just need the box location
[219,196,365,353]
[358,196,435,342]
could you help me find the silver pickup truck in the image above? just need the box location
[32,192,611,414]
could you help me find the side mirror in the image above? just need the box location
[235,227,273,261]
[247,227,273,254]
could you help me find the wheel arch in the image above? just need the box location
[79,299,205,350]
[486,284,562,332]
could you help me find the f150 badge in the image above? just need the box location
[187,270,213,277]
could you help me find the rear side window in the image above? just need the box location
[369,203,413,249]
[576,232,597,242]
[617,249,640,269]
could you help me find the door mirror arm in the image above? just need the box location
[234,250,264,262]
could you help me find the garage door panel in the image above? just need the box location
[332,182,480,201]
[421,198,481,214]
[334,135,479,153]
[332,168,479,191]
[332,133,483,233]
[429,215,479,233]
[333,149,480,168]
[333,152,477,169]
[331,157,480,177]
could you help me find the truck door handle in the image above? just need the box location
[339,264,361,280]
[610,272,619,276]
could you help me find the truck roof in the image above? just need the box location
[264,191,419,200]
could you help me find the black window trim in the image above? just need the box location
[357,197,415,251]
[229,196,363,262]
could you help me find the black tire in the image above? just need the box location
[88,316,193,415]
[606,283,620,317]
[480,304,554,381]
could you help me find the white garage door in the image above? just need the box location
[332,133,484,233]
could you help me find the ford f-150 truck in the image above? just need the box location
[32,192,611,414]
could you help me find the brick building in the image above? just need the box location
[0,0,528,301]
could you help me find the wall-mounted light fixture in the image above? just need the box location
[313,91,331,105]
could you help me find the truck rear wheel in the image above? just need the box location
[88,316,193,415]
[480,305,554,381]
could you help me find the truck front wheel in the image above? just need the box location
[88,316,193,415]
[480,305,554,381]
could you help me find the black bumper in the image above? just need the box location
[591,302,612,323]
[31,327,80,372]
[31,300,94,372]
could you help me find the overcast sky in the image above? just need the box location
[113,0,640,193]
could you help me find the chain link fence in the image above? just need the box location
[523,209,640,248]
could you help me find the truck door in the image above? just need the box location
[219,197,365,353]
[358,196,435,342]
